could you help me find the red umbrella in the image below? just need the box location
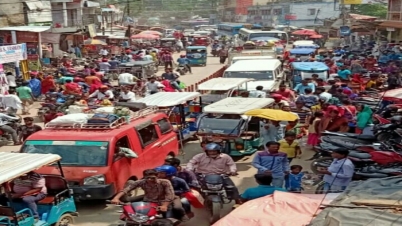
[310,34,323,39]
[131,34,159,39]
[292,29,317,36]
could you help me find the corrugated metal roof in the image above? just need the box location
[0,153,61,184]
[0,26,51,32]
[203,97,274,114]
[136,92,201,107]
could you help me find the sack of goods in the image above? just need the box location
[87,113,119,124]
[114,106,131,117]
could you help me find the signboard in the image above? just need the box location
[344,0,386,4]
[16,32,38,43]
[285,14,297,20]
[0,43,27,64]
[26,43,39,60]
[339,26,351,36]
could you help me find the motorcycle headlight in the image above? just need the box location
[206,183,223,190]
[83,174,105,185]
[128,213,149,223]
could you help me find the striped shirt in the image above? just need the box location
[291,107,311,124]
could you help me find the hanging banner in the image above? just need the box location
[0,43,27,64]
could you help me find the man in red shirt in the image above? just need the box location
[64,80,81,95]
[273,84,295,101]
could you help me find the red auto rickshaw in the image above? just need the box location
[193,35,210,46]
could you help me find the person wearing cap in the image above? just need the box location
[319,148,354,193]
[89,85,114,100]
[17,117,42,142]
[269,94,289,110]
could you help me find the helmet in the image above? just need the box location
[180,55,185,58]
[391,115,402,125]
[204,143,222,152]
[155,165,177,177]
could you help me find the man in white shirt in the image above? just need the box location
[118,71,137,86]
[119,86,136,102]
[2,90,22,114]
[6,72,16,89]
[249,86,266,98]
[145,77,165,94]
[142,52,153,61]
[88,85,114,100]
[99,47,109,57]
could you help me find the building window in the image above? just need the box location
[308,9,316,16]
[273,9,282,15]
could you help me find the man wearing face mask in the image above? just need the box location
[186,143,241,204]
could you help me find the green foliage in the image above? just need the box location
[353,4,387,19]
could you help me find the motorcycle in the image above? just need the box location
[176,65,188,75]
[198,174,233,224]
[113,201,182,226]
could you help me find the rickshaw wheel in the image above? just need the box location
[55,213,74,226]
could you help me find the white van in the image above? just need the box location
[223,59,284,91]
[231,56,275,65]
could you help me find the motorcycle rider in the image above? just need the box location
[111,169,175,215]
[186,143,241,204]
[176,55,192,74]
[165,158,199,188]
[155,165,191,222]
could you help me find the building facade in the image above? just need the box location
[247,0,341,28]
[380,0,402,40]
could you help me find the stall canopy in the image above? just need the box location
[0,26,51,33]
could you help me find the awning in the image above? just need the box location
[84,1,100,8]
[379,20,402,29]
[0,26,51,32]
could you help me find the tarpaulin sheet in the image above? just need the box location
[213,191,338,226]
[309,177,402,226]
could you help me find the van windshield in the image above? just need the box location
[224,71,274,80]
[21,140,109,166]
[198,118,245,136]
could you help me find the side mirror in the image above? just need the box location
[118,147,138,159]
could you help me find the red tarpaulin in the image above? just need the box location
[292,29,317,36]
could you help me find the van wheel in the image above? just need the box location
[55,213,74,226]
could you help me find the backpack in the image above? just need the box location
[87,113,119,124]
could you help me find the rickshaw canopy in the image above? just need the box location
[0,153,61,184]
[244,109,299,121]
[197,78,254,91]
[136,92,201,107]
[203,97,274,114]
[186,46,207,50]
[289,48,315,55]
[291,62,329,71]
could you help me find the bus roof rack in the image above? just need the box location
[45,106,159,130]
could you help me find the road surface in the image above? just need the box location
[0,51,314,226]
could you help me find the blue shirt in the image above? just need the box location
[285,172,304,191]
[241,185,286,200]
[323,158,354,187]
[337,69,351,80]
[170,177,190,196]
[293,83,315,94]
[177,58,190,65]
[252,150,289,178]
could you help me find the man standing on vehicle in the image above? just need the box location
[111,169,175,215]
[186,143,241,204]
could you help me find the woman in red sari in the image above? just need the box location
[89,79,103,94]
[319,108,349,133]
[41,75,56,94]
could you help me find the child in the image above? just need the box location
[278,131,301,163]
[307,111,324,148]
[285,165,304,192]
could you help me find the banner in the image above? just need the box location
[344,0,386,4]
[0,44,27,64]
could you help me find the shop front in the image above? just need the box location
[379,21,402,41]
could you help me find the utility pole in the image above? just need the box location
[102,11,105,35]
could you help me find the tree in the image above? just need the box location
[353,4,387,19]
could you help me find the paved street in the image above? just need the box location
[0,52,313,226]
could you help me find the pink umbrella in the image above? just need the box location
[310,34,323,39]
[292,29,317,36]
[131,34,159,39]
[140,30,162,36]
